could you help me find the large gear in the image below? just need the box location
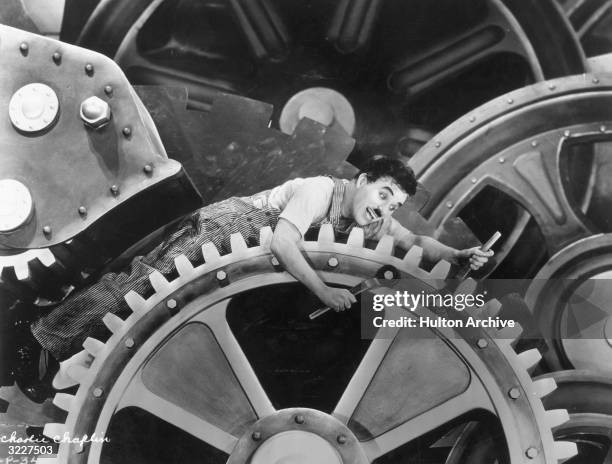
[33,226,574,463]
[407,73,612,278]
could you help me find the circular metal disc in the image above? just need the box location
[0,179,33,233]
[250,431,342,464]
[9,83,59,133]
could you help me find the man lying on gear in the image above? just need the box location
[14,155,492,402]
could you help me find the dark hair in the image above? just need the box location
[356,155,417,195]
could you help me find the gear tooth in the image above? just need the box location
[403,245,423,264]
[83,337,105,357]
[454,278,477,296]
[230,233,248,253]
[482,299,501,317]
[102,312,125,334]
[14,260,30,280]
[318,224,335,243]
[533,377,557,398]
[124,290,147,313]
[38,248,56,267]
[375,235,394,255]
[43,423,66,440]
[517,348,542,372]
[174,254,194,277]
[53,350,92,389]
[149,270,169,293]
[545,409,570,429]
[430,260,451,279]
[259,226,273,248]
[52,393,75,412]
[347,227,365,246]
[554,440,578,461]
[202,242,221,262]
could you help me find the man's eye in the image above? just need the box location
[379,192,387,200]
[389,205,397,212]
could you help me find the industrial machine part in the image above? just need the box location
[558,0,612,57]
[407,73,612,279]
[525,234,612,371]
[35,226,574,463]
[65,0,585,165]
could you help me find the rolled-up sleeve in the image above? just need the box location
[279,177,334,236]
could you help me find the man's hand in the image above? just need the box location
[456,247,494,270]
[319,287,357,312]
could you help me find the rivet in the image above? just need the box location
[295,414,305,424]
[52,52,61,64]
[92,387,104,398]
[124,338,135,348]
[252,431,261,441]
[531,140,538,147]
[167,299,177,309]
[216,270,227,281]
[19,42,28,54]
[271,256,280,266]
[337,434,347,445]
[469,116,476,123]
[434,141,441,148]
[383,270,394,280]
[104,85,113,96]
[499,157,505,164]
[110,185,119,196]
[593,77,600,84]
[227,142,238,151]
[122,126,132,137]
[508,387,521,399]
[563,130,571,138]
[600,125,606,133]
[477,339,488,348]
[507,98,514,104]
[548,83,556,90]
[85,63,94,75]
[471,177,477,184]
[446,201,453,208]
[43,225,52,235]
[78,206,87,216]
[328,257,339,268]
[526,447,539,459]
[143,164,153,175]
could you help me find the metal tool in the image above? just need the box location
[456,231,502,279]
[309,277,381,320]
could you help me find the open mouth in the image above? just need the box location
[366,207,380,222]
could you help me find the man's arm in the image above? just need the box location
[270,219,356,310]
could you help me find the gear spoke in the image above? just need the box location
[327,0,383,54]
[193,300,276,419]
[116,374,238,455]
[388,0,543,97]
[360,380,493,460]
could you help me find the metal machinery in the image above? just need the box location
[1,0,612,463]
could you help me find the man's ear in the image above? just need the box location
[356,173,368,187]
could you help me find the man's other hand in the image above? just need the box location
[457,247,494,270]
[319,287,357,312]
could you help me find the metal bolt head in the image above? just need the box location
[499,157,505,164]
[434,141,441,148]
[19,42,28,54]
[93,387,104,398]
[252,431,262,441]
[10,83,59,133]
[124,338,135,348]
[477,339,488,349]
[593,77,600,84]
[507,98,514,104]
[78,206,87,216]
[383,270,394,280]
[104,85,113,96]
[548,83,556,90]
[531,140,538,147]
[446,201,453,208]
[85,63,94,75]
[328,257,339,268]
[42,225,52,235]
[110,185,120,196]
[526,447,539,459]
[600,125,607,133]
[508,387,521,399]
[294,414,305,424]
[143,164,153,175]
[337,434,347,445]
[563,130,571,138]
[216,270,227,281]
[469,116,476,123]
[122,126,132,137]
[52,52,61,64]
[80,96,111,129]
[471,177,477,184]
[167,299,177,309]
[0,179,33,233]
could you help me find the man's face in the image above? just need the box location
[351,175,409,225]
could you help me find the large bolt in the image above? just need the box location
[0,179,33,233]
[80,96,111,129]
[525,447,539,459]
[294,414,305,424]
